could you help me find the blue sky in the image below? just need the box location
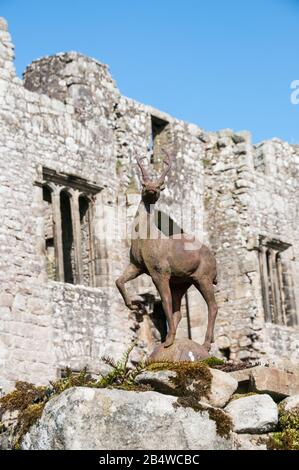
[1,0,299,143]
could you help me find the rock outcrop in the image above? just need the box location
[21,387,234,450]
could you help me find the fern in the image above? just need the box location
[94,341,144,388]
[101,356,118,369]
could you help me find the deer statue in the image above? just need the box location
[116,150,218,350]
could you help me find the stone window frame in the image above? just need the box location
[258,235,297,326]
[37,167,101,286]
[149,114,170,168]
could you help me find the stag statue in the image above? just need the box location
[116,150,218,350]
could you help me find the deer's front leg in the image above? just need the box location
[116,263,142,311]
[152,274,175,348]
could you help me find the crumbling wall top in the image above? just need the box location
[0,17,15,79]
[23,52,120,123]
[0,16,8,31]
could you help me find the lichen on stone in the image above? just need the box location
[173,396,233,438]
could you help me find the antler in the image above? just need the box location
[136,156,150,182]
[158,149,172,184]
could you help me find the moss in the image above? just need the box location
[201,357,225,368]
[214,360,260,373]
[14,403,44,449]
[174,396,233,438]
[0,381,48,413]
[0,382,50,449]
[268,406,299,450]
[229,392,258,402]
[208,408,233,439]
[280,408,299,431]
[268,429,299,451]
[146,361,213,400]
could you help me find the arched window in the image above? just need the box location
[42,185,55,280]
[259,236,297,326]
[79,195,93,286]
[40,168,100,286]
[60,190,74,284]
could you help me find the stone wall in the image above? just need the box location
[202,132,299,361]
[0,18,135,392]
[0,17,298,391]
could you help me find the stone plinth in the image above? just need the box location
[148,338,210,363]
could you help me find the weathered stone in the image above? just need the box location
[0,292,13,307]
[232,133,247,144]
[268,358,299,375]
[148,339,209,363]
[1,409,18,428]
[203,369,238,408]
[250,367,299,400]
[224,394,278,434]
[0,429,12,450]
[21,387,233,450]
[279,394,299,412]
[232,433,268,450]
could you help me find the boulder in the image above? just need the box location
[225,394,278,434]
[22,387,233,450]
[279,394,299,412]
[203,369,238,408]
[250,367,299,400]
[148,338,209,363]
[136,367,237,408]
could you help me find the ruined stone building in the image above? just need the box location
[0,18,298,392]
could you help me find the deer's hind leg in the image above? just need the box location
[171,283,189,332]
[192,275,218,352]
[116,263,143,311]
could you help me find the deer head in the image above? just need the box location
[137,150,172,204]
